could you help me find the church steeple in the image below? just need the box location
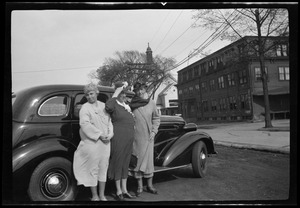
[146,43,153,64]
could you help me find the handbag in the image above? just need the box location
[129,154,138,169]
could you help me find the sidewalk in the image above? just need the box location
[196,119,290,154]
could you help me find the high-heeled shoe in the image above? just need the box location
[136,187,143,197]
[146,186,158,194]
[115,193,125,201]
[122,192,136,199]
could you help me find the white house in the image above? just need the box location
[153,75,179,115]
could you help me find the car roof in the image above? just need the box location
[15,84,114,94]
[12,84,114,121]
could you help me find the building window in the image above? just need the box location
[276,44,288,56]
[239,70,247,84]
[219,97,227,111]
[194,65,199,77]
[254,67,268,81]
[184,88,188,95]
[201,81,208,92]
[178,73,183,84]
[202,100,208,112]
[211,99,217,112]
[183,71,187,82]
[209,79,216,91]
[238,44,245,55]
[240,94,249,110]
[189,86,194,94]
[217,56,223,64]
[195,84,200,90]
[200,62,208,74]
[229,96,237,110]
[169,100,178,107]
[208,59,215,72]
[178,89,182,95]
[188,69,193,80]
[227,73,236,87]
[218,76,225,89]
[278,66,289,81]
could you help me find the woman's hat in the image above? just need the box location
[133,82,147,92]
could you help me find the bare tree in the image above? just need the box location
[192,8,289,127]
[92,50,176,99]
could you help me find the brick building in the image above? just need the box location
[177,36,289,122]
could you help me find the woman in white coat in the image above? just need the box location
[129,82,160,197]
[73,83,114,201]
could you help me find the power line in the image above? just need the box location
[154,10,183,52]
[150,11,171,44]
[173,30,209,60]
[157,15,202,55]
[13,65,99,73]
[170,10,240,71]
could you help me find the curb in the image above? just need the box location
[214,141,290,155]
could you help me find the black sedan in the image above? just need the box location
[12,84,217,201]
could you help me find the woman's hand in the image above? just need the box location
[99,135,110,144]
[122,81,128,88]
[149,132,156,142]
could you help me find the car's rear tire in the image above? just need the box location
[192,141,208,178]
[28,157,78,201]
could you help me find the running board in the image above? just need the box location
[154,164,190,173]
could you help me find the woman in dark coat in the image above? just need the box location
[105,81,135,201]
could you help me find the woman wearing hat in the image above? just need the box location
[73,83,114,201]
[129,82,160,197]
[105,81,136,201]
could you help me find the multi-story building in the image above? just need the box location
[177,36,289,122]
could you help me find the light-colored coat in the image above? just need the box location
[132,100,160,174]
[73,101,113,186]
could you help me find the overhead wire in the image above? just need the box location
[170,10,240,71]
[14,10,239,75]
[157,14,202,55]
[154,10,183,52]
[150,11,171,44]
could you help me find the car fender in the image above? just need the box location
[162,131,215,167]
[13,137,77,173]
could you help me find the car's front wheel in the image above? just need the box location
[192,141,208,178]
[28,157,78,201]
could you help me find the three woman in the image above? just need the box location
[74,81,160,201]
[73,83,114,201]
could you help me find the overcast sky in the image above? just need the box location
[11,7,233,92]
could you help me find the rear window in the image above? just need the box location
[38,96,68,116]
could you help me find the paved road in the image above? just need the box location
[74,144,292,204]
[196,119,290,154]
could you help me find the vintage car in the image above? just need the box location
[12,84,217,201]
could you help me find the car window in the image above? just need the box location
[38,96,68,116]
